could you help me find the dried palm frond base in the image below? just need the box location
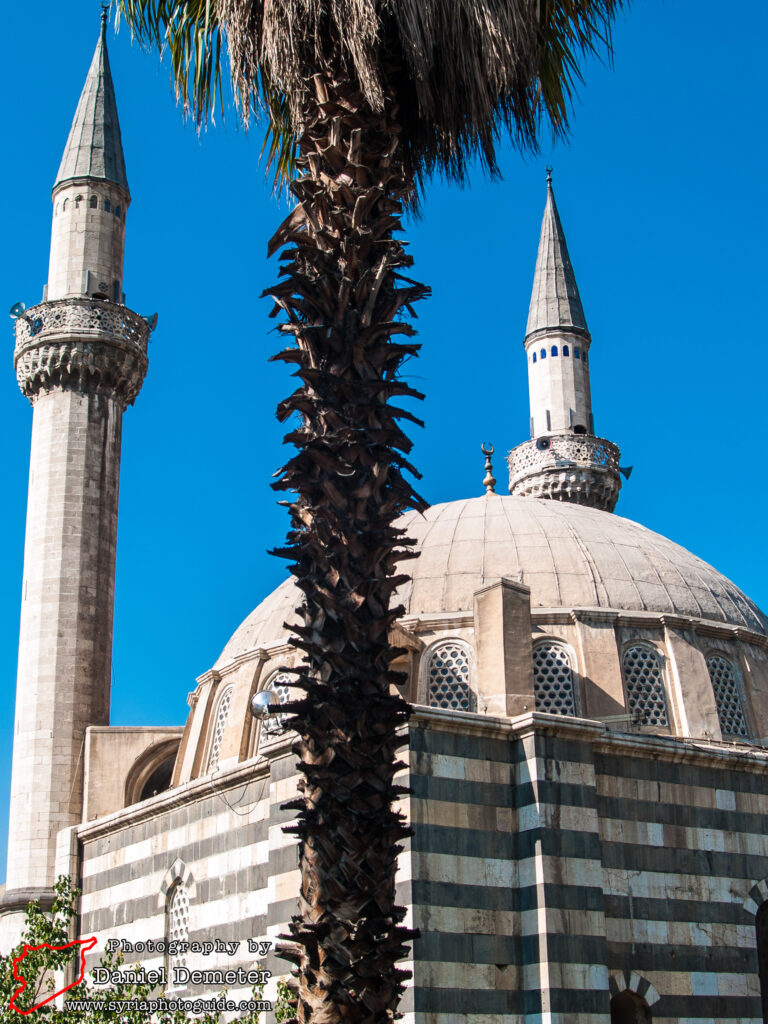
[267,64,428,1024]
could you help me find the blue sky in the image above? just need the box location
[0,0,766,880]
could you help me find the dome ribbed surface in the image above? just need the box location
[215,496,767,666]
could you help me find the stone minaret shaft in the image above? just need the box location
[5,15,148,906]
[508,172,622,512]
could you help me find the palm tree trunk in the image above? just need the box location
[266,65,428,1024]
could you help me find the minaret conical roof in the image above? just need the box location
[55,13,129,193]
[525,171,587,338]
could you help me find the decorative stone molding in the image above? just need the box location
[14,298,149,408]
[158,858,196,910]
[609,970,660,1006]
[743,876,768,917]
[508,433,621,512]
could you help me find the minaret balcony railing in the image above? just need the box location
[509,434,620,478]
[13,298,149,408]
[13,297,149,354]
[508,433,622,512]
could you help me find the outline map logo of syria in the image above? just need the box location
[10,936,97,1014]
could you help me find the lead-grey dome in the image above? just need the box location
[216,495,767,666]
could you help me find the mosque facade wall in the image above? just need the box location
[58,709,768,1023]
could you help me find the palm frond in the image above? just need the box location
[118,0,626,185]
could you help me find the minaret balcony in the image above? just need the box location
[13,298,149,408]
[508,433,621,512]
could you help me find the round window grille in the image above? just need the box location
[207,685,233,771]
[166,883,189,983]
[623,645,668,726]
[262,672,293,736]
[707,655,748,738]
[427,642,475,711]
[533,642,576,715]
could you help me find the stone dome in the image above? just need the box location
[216,495,768,667]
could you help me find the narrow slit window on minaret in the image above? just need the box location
[563,344,569,356]
[105,199,111,212]
[75,195,82,209]
[532,352,537,363]
[551,345,558,356]
[540,348,546,359]
[89,195,97,208]
[115,204,121,218]
[575,348,580,359]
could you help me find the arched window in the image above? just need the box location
[166,881,189,988]
[540,348,547,359]
[105,199,111,212]
[261,670,293,738]
[610,990,651,1023]
[533,641,576,715]
[426,641,475,711]
[207,684,234,772]
[622,645,668,727]
[115,204,122,218]
[574,348,581,359]
[707,654,749,738]
[75,194,82,209]
[62,198,68,212]
[532,352,537,363]
[89,195,98,208]
[563,344,570,356]
[757,902,768,1022]
[551,345,558,356]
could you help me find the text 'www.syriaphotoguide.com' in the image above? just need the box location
[64,997,272,1014]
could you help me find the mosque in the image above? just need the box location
[3,15,768,1024]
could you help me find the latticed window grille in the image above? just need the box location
[623,645,668,726]
[533,642,576,715]
[207,685,233,771]
[262,672,293,737]
[707,655,749,738]
[427,642,475,711]
[166,882,189,985]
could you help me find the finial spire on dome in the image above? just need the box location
[525,168,587,339]
[481,443,496,495]
[54,12,129,193]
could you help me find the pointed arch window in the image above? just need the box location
[533,641,576,715]
[426,640,475,711]
[622,644,668,727]
[166,880,189,988]
[563,344,570,356]
[707,654,749,738]
[207,684,234,772]
[261,670,293,738]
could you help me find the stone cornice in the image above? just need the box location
[14,298,149,409]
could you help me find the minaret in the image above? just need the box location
[2,14,149,916]
[508,171,622,511]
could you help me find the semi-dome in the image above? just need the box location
[216,494,767,667]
